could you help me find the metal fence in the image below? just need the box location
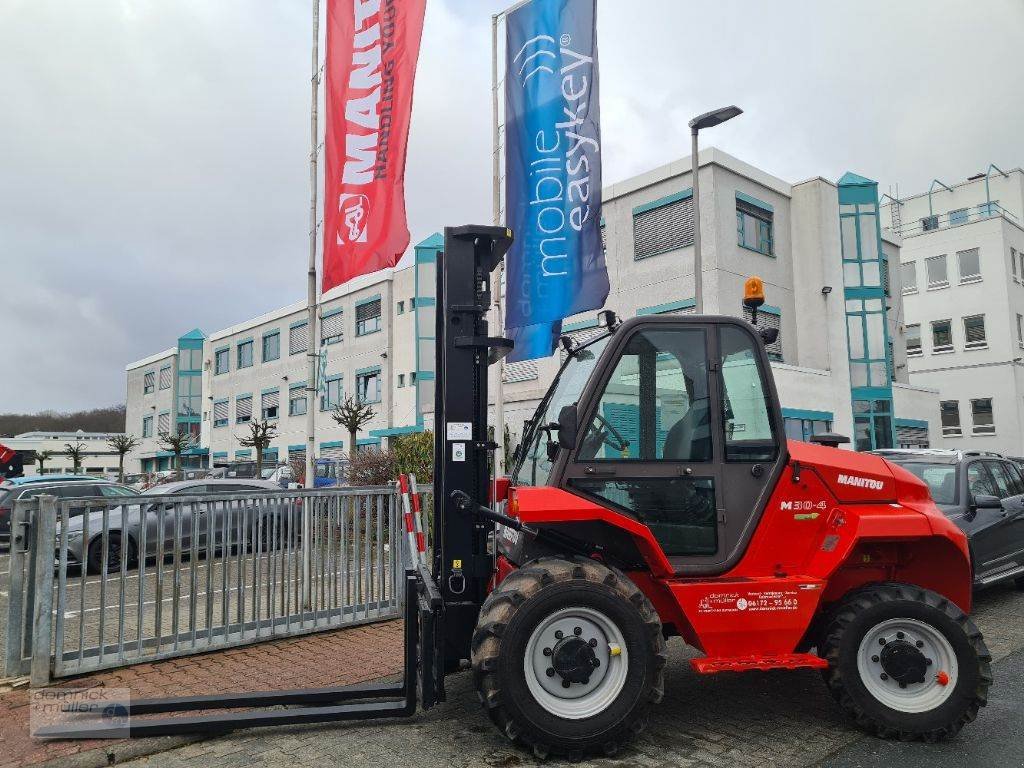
[6,485,430,684]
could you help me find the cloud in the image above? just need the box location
[1,0,1021,411]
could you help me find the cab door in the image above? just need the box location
[561,318,786,575]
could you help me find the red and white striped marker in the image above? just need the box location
[398,474,419,570]
[408,473,427,568]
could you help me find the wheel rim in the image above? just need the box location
[856,617,958,713]
[523,606,629,720]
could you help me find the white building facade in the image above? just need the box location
[882,166,1024,456]
[124,149,940,474]
[4,431,127,477]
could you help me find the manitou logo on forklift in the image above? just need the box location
[42,226,991,758]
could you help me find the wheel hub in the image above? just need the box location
[879,640,928,686]
[551,636,600,684]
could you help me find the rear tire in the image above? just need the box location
[472,557,666,759]
[820,582,991,741]
[86,532,136,574]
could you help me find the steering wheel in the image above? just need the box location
[591,412,630,453]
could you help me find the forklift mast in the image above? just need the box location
[432,225,513,672]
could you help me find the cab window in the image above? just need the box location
[577,328,710,462]
[966,463,998,497]
[718,325,778,461]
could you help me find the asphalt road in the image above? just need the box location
[824,646,1024,768]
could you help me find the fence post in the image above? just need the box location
[30,495,58,687]
[4,499,32,678]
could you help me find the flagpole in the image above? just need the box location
[303,0,322,609]
[491,13,506,479]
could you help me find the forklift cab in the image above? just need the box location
[510,314,788,575]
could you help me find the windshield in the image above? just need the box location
[513,334,611,487]
[890,461,957,506]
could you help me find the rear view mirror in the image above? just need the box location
[557,405,578,450]
[971,494,1002,510]
[759,327,779,346]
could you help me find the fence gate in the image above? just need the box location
[5,485,428,685]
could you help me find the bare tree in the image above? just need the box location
[35,450,53,474]
[62,442,86,474]
[331,395,376,458]
[239,420,278,478]
[158,430,194,479]
[108,434,140,482]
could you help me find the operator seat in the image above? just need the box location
[662,398,712,461]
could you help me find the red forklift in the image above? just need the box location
[43,226,991,757]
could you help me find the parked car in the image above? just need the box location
[58,478,299,573]
[313,457,347,488]
[0,476,136,546]
[872,449,1024,589]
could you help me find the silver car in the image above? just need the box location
[59,479,301,573]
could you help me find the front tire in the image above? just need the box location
[472,557,666,759]
[820,582,992,741]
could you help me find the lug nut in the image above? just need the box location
[916,641,924,648]
[899,682,907,689]
[926,658,933,666]
[546,668,555,678]
[896,631,905,640]
[554,630,563,640]
[574,626,583,636]
[880,673,889,681]
[543,647,552,657]
[592,658,600,667]
[562,680,571,689]
[879,638,886,646]
[589,638,598,648]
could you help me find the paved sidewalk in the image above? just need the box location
[0,620,403,768]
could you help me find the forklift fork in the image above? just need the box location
[35,568,444,739]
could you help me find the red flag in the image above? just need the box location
[322,0,427,291]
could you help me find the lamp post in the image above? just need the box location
[688,105,743,313]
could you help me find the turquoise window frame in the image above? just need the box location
[262,330,281,363]
[235,393,253,424]
[320,375,342,412]
[237,338,254,369]
[261,388,281,421]
[355,294,382,337]
[159,364,172,390]
[143,370,155,395]
[321,307,344,345]
[212,398,229,428]
[214,346,230,375]
[288,383,308,417]
[735,192,774,257]
[949,208,969,226]
[356,366,382,404]
[142,416,153,438]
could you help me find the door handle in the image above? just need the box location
[583,466,616,477]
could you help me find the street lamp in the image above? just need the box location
[689,105,743,313]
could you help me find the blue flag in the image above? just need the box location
[504,0,608,362]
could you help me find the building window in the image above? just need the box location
[321,377,342,411]
[237,340,254,369]
[356,369,381,403]
[940,400,961,436]
[901,262,917,294]
[971,398,995,435]
[157,412,170,436]
[931,319,953,352]
[142,416,153,438]
[736,197,773,256]
[743,307,782,361]
[410,372,417,384]
[261,390,280,420]
[410,297,416,309]
[397,300,405,315]
[212,400,229,428]
[957,248,981,284]
[633,193,694,260]
[356,299,382,336]
[906,324,922,356]
[289,322,308,355]
[289,386,307,416]
[143,371,155,394]
[215,348,230,375]
[783,417,833,442]
[949,208,969,226]
[321,309,344,345]
[925,255,948,288]
[504,360,540,383]
[922,215,939,232]
[963,315,987,349]
[236,395,252,424]
[1013,248,1019,282]
[1017,314,1023,348]
[159,366,172,390]
[852,399,893,452]
[846,298,888,387]
[397,373,405,388]
[262,331,280,362]
[177,375,201,417]
[881,255,890,297]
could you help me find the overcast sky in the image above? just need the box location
[2,0,1022,413]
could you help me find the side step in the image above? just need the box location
[977,563,1024,586]
[691,653,828,674]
